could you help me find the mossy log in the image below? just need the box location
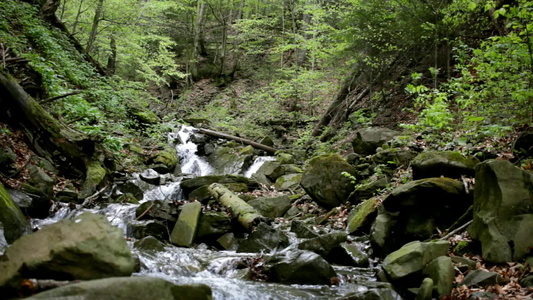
[208,183,264,230]
[0,68,113,200]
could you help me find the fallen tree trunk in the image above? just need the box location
[0,68,113,200]
[197,128,277,154]
[208,183,265,230]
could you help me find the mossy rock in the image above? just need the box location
[114,193,139,204]
[79,160,106,200]
[300,154,357,209]
[346,197,380,234]
[0,183,31,244]
[149,147,178,174]
[274,173,302,191]
[412,150,480,180]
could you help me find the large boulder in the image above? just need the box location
[382,240,448,286]
[25,277,212,300]
[0,183,31,244]
[248,195,292,218]
[180,175,259,196]
[382,177,471,247]
[350,176,389,203]
[351,127,400,156]
[412,150,480,180]
[0,212,135,293]
[207,146,253,175]
[195,211,232,242]
[237,222,289,253]
[326,242,370,267]
[300,154,357,208]
[255,161,285,182]
[422,256,454,298]
[297,232,348,258]
[468,160,533,263]
[148,147,178,174]
[170,202,202,247]
[512,131,533,158]
[370,211,396,257]
[264,250,336,285]
[274,173,302,191]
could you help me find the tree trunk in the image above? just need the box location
[197,128,277,153]
[106,35,117,75]
[208,183,264,230]
[191,1,206,80]
[0,69,113,200]
[86,0,104,55]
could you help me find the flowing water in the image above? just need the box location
[8,124,395,299]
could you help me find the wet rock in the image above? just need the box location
[148,147,178,174]
[412,150,479,180]
[180,175,259,196]
[196,211,232,242]
[347,197,380,234]
[248,195,292,218]
[468,160,533,263]
[290,220,319,239]
[423,256,454,298]
[0,183,31,244]
[298,232,347,258]
[276,152,295,164]
[300,154,357,209]
[130,220,169,241]
[382,240,449,283]
[217,233,239,250]
[341,283,402,300]
[139,169,161,185]
[237,222,289,253]
[416,277,434,300]
[264,250,336,285]
[117,181,144,201]
[256,161,284,181]
[372,148,415,169]
[327,242,369,267]
[461,269,505,287]
[274,173,302,191]
[24,277,212,300]
[208,146,253,174]
[134,236,166,252]
[352,127,400,156]
[170,202,202,247]
[350,176,389,203]
[112,193,139,204]
[512,131,533,158]
[0,147,16,169]
[135,200,177,222]
[0,212,134,293]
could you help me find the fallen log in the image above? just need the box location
[208,183,265,230]
[197,128,277,154]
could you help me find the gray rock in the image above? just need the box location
[248,195,292,218]
[130,220,169,241]
[0,212,134,292]
[468,160,533,263]
[0,183,31,244]
[256,161,284,181]
[300,154,357,208]
[170,202,202,247]
[468,291,498,300]
[290,220,319,239]
[134,236,166,252]
[196,211,232,242]
[350,176,389,203]
[24,277,212,300]
[264,250,336,285]
[327,242,369,267]
[298,232,348,258]
[423,256,454,298]
[352,127,400,156]
[370,211,396,256]
[461,269,505,287]
[27,165,55,197]
[519,275,533,288]
[0,147,16,168]
[135,200,177,222]
[237,222,289,253]
[416,277,434,300]
[117,180,144,201]
[372,148,415,168]
[274,173,302,190]
[260,135,274,147]
[217,232,239,250]
[139,169,161,185]
[208,146,253,175]
[382,240,449,282]
[451,256,476,271]
[147,147,178,174]
[412,150,480,180]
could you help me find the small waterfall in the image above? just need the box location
[172,125,214,176]
[244,156,276,178]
